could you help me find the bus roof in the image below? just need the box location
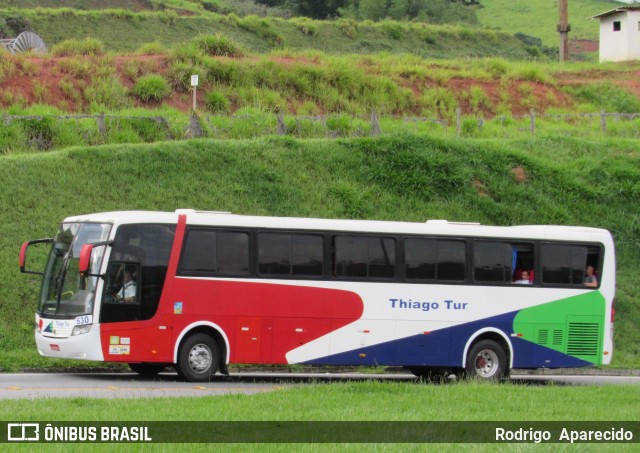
[64,209,613,243]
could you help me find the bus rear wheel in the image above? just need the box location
[129,363,166,376]
[465,340,507,380]
[176,333,219,382]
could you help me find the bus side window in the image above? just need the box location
[404,238,466,282]
[179,229,249,276]
[541,244,598,286]
[333,235,396,279]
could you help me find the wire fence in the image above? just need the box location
[2,108,640,151]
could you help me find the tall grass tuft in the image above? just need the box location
[51,38,105,57]
[132,74,171,102]
[193,34,244,57]
[205,90,230,114]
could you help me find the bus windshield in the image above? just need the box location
[39,222,111,317]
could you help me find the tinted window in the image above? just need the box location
[541,244,589,285]
[334,236,396,279]
[180,229,249,275]
[473,241,512,283]
[258,232,323,277]
[405,238,466,281]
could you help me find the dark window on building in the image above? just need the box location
[541,244,592,285]
[333,235,396,279]
[258,232,323,277]
[180,229,249,275]
[613,21,621,32]
[404,238,466,281]
[473,241,513,283]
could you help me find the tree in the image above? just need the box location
[387,0,409,20]
[292,0,349,18]
[358,0,387,21]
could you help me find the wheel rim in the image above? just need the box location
[474,349,499,378]
[188,344,212,374]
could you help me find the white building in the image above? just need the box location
[590,6,640,62]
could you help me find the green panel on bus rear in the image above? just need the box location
[513,292,605,365]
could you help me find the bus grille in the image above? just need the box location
[567,323,599,356]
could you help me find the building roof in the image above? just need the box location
[590,6,640,20]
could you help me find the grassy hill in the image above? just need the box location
[0,3,537,58]
[1,134,639,370]
[0,0,627,59]
[477,0,619,46]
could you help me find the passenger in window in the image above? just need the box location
[584,265,598,288]
[513,270,532,285]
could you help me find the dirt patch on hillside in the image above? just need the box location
[569,40,598,54]
[1,53,639,116]
[511,167,528,183]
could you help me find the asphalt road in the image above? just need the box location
[1,371,639,399]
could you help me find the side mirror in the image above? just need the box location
[79,244,93,276]
[19,238,54,275]
[78,240,113,277]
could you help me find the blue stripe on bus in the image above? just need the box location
[302,310,594,369]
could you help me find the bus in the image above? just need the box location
[19,209,615,382]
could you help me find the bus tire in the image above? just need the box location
[176,333,219,382]
[464,339,507,380]
[129,363,166,376]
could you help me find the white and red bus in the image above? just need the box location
[20,209,615,382]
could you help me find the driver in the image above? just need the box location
[117,270,136,303]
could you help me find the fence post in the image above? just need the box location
[370,109,381,136]
[185,112,203,138]
[529,109,536,136]
[600,110,607,135]
[276,111,286,135]
[155,116,173,140]
[456,107,461,137]
[97,113,106,135]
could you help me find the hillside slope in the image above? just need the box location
[477,0,620,48]
[1,135,638,369]
[0,7,536,58]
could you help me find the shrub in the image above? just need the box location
[84,76,130,109]
[19,116,57,150]
[132,75,170,102]
[380,21,404,40]
[167,62,195,92]
[171,42,206,65]
[238,15,283,45]
[193,34,244,57]
[565,82,640,114]
[336,18,358,39]
[205,90,230,114]
[0,121,27,155]
[51,38,105,57]
[136,41,169,55]
[291,17,318,36]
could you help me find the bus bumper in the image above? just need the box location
[35,327,104,361]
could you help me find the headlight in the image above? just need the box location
[72,325,92,336]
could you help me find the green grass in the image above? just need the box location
[0,7,536,59]
[477,0,620,47]
[0,382,637,450]
[1,380,638,420]
[0,134,639,370]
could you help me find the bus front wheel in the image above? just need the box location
[176,333,220,382]
[464,340,507,380]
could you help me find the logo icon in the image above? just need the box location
[7,423,40,441]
